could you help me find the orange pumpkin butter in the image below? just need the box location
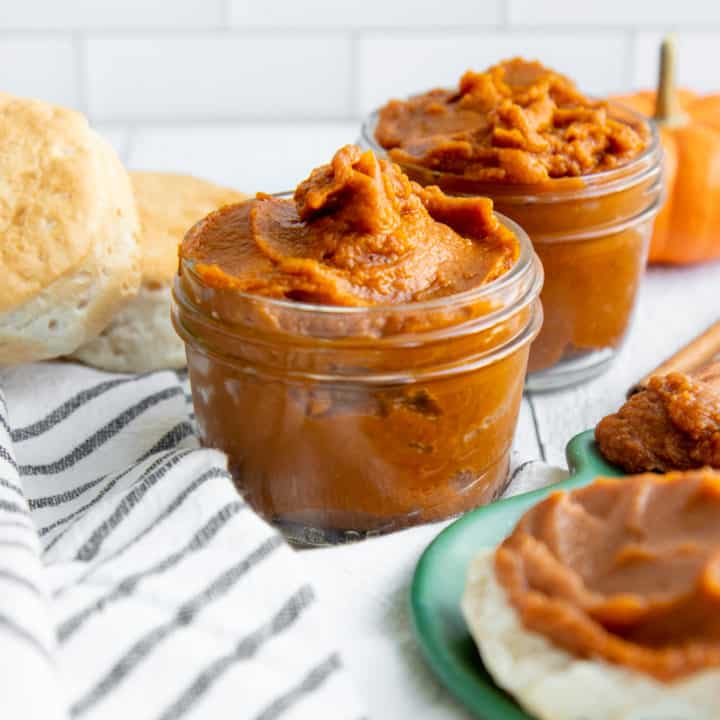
[173,146,543,540]
[377,58,650,183]
[185,146,518,306]
[369,58,663,385]
[496,471,720,682]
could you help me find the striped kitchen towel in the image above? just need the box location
[0,361,365,720]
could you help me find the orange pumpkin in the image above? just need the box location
[613,39,720,265]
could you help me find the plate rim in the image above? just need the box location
[409,429,622,718]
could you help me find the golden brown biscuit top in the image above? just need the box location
[0,95,113,313]
[130,172,245,287]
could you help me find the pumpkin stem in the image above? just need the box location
[654,34,687,126]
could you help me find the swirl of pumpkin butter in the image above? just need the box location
[183,145,518,306]
[376,58,650,183]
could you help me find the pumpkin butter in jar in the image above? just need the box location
[364,58,664,390]
[172,146,542,544]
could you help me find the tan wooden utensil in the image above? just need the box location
[628,319,720,395]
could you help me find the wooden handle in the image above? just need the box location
[654,35,687,127]
[694,361,720,386]
[628,320,720,396]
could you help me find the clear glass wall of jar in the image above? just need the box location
[361,104,664,391]
[172,213,542,545]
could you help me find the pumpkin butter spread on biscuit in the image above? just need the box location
[463,471,720,720]
[375,58,649,183]
[495,472,720,682]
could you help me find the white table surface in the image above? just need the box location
[107,121,720,719]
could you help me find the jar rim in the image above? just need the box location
[360,100,662,203]
[174,204,543,381]
[179,209,537,320]
[176,296,543,385]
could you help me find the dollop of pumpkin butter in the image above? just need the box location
[183,145,518,306]
[376,58,649,183]
[495,472,720,682]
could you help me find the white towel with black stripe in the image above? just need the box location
[0,362,365,720]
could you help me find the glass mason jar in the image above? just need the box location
[172,211,543,545]
[360,103,664,391]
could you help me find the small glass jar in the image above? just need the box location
[172,212,542,545]
[361,103,664,391]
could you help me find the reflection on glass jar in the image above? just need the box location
[361,103,664,391]
[172,214,542,545]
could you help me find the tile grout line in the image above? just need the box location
[83,115,362,128]
[93,118,361,129]
[499,0,510,29]
[349,30,361,120]
[120,125,137,167]
[5,25,720,37]
[71,30,88,116]
[627,27,639,88]
[219,0,232,29]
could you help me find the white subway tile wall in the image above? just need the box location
[86,33,353,121]
[125,123,359,190]
[229,0,503,28]
[1,0,719,123]
[357,32,629,115]
[2,0,224,29]
[634,31,720,88]
[0,37,78,106]
[508,0,720,26]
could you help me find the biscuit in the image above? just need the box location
[462,549,718,720]
[72,172,245,372]
[0,95,140,364]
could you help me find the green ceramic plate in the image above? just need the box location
[410,429,624,719]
